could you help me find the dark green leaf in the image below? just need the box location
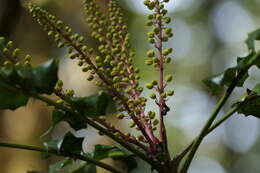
[203,53,253,95]
[245,28,260,52]
[0,76,29,110]
[203,72,224,95]
[237,84,260,118]
[0,37,5,56]
[60,132,84,154]
[93,145,125,160]
[52,109,86,130]
[49,158,73,173]
[93,144,137,171]
[31,59,59,94]
[66,91,110,117]
[74,163,97,173]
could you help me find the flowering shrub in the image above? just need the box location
[0,0,259,173]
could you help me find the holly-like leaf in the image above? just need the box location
[203,53,253,95]
[49,158,73,173]
[93,145,125,160]
[52,109,86,130]
[66,91,110,117]
[93,144,137,171]
[0,76,29,110]
[74,163,97,173]
[237,84,260,118]
[245,28,260,53]
[0,37,5,57]
[60,132,84,154]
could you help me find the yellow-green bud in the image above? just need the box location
[148,111,155,119]
[128,121,136,128]
[87,75,94,81]
[167,90,174,96]
[145,83,153,89]
[149,93,156,99]
[116,113,124,119]
[166,74,173,82]
[153,119,159,126]
[56,99,64,104]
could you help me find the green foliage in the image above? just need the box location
[49,158,73,173]
[65,91,110,117]
[203,28,260,95]
[236,84,260,118]
[246,28,260,52]
[44,132,84,154]
[93,144,137,171]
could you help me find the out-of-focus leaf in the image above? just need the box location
[203,53,253,95]
[93,144,137,171]
[93,145,125,160]
[0,37,5,56]
[60,132,84,154]
[74,163,97,173]
[237,84,260,118]
[52,109,86,130]
[0,76,29,110]
[66,91,110,117]
[246,28,260,52]
[43,140,61,151]
[49,158,73,173]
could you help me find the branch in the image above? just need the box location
[180,51,260,173]
[0,142,124,173]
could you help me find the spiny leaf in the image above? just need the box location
[0,76,29,110]
[93,144,137,171]
[49,158,73,173]
[203,53,252,95]
[52,109,86,130]
[0,37,5,56]
[65,91,110,117]
[43,132,84,155]
[60,132,84,154]
[236,84,260,118]
[246,28,260,53]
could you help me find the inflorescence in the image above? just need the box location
[27,0,174,159]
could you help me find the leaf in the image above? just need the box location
[66,91,110,117]
[93,144,137,171]
[202,72,224,95]
[245,28,260,52]
[60,132,84,154]
[0,76,29,110]
[31,59,59,94]
[203,53,253,95]
[0,37,5,57]
[52,109,86,130]
[93,145,125,160]
[74,163,97,173]
[49,158,73,173]
[236,84,260,118]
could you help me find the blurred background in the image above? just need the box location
[0,0,260,172]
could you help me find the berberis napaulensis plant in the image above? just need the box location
[0,0,260,172]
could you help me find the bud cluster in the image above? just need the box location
[0,38,32,68]
[143,0,174,152]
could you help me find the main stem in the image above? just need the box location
[0,142,124,173]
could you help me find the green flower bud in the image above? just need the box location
[147,50,155,57]
[153,119,159,126]
[148,111,155,119]
[149,93,156,99]
[116,113,124,119]
[56,99,64,104]
[65,89,75,96]
[87,75,94,81]
[145,83,153,89]
[128,121,136,128]
[164,17,171,24]
[166,74,173,82]
[167,90,174,96]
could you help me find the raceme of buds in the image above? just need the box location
[27,0,176,155]
[0,38,32,67]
